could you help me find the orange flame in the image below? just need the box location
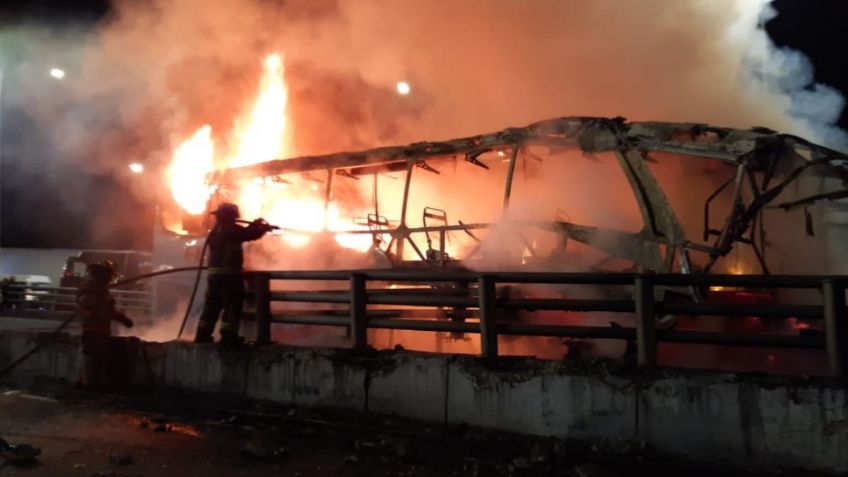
[168,125,214,216]
[167,53,373,252]
[232,53,289,167]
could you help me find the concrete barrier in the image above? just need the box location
[1,330,846,473]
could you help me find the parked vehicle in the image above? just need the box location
[60,250,153,291]
[0,275,53,312]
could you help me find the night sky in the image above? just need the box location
[0,0,846,251]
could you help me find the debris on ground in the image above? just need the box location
[90,470,131,477]
[591,437,648,457]
[510,456,532,470]
[392,436,415,459]
[108,452,133,466]
[241,428,288,461]
[529,440,553,465]
[353,437,378,451]
[462,459,482,477]
[0,436,42,465]
[574,462,621,477]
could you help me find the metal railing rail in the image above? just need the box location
[1,284,152,319]
[245,270,848,377]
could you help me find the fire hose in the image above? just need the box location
[175,229,212,341]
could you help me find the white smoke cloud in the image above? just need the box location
[729,0,846,146]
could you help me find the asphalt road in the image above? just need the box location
[1,388,449,477]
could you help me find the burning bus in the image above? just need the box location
[150,54,848,368]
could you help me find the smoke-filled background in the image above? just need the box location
[3,0,843,370]
[0,0,846,250]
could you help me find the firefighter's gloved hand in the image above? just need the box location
[252,218,276,231]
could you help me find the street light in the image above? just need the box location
[128,163,144,174]
[49,68,65,80]
[396,81,411,96]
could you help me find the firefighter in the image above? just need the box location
[194,202,274,346]
[76,260,134,389]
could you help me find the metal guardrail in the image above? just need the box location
[245,270,848,377]
[0,284,151,320]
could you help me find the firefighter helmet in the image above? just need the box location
[87,260,117,282]
[210,202,240,220]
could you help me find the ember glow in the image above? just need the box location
[709,263,749,292]
[166,53,373,251]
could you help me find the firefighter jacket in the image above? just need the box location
[207,221,268,274]
[76,277,131,337]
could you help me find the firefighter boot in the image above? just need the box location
[219,330,245,348]
[194,321,215,343]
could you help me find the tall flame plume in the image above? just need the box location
[167,53,372,252]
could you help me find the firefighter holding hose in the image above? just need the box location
[194,203,275,346]
[76,260,134,389]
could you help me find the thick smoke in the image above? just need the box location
[105,0,846,152]
[3,0,845,196]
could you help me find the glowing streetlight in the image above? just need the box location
[49,68,65,80]
[395,81,411,96]
[128,163,144,174]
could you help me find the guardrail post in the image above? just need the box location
[450,281,470,340]
[253,273,272,345]
[439,230,447,267]
[634,276,657,367]
[477,276,499,358]
[350,273,368,349]
[822,279,848,377]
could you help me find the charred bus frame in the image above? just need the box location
[205,116,848,280]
